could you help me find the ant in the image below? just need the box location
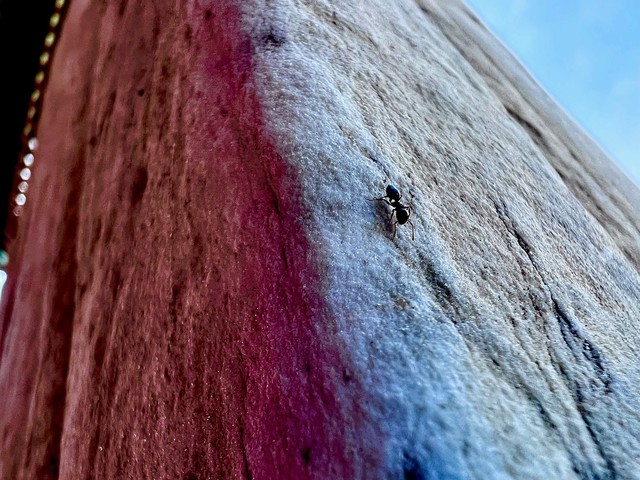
[370,184,415,240]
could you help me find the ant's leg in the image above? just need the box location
[393,221,398,238]
[388,209,396,223]
[409,220,415,240]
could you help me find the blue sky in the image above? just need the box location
[467,0,640,185]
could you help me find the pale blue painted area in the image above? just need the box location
[467,0,640,185]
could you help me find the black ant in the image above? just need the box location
[370,184,415,240]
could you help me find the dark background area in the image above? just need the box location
[0,1,54,253]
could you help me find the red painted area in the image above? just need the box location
[0,1,370,478]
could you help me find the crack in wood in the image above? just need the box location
[493,198,618,478]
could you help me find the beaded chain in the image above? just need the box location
[2,0,70,267]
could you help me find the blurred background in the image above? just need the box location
[0,1,57,253]
[0,1,57,298]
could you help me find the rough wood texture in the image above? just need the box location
[1,0,639,478]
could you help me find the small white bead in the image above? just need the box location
[24,153,35,166]
[20,168,31,181]
[15,194,26,206]
[28,138,39,151]
[18,182,29,193]
[13,206,23,217]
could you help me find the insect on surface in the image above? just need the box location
[370,184,415,240]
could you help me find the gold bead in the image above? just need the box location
[50,13,60,28]
[35,71,45,84]
[27,106,37,119]
[45,32,56,47]
[23,123,33,136]
[55,0,65,8]
[39,51,50,66]
[30,90,41,102]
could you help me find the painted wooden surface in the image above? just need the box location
[1,0,639,478]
